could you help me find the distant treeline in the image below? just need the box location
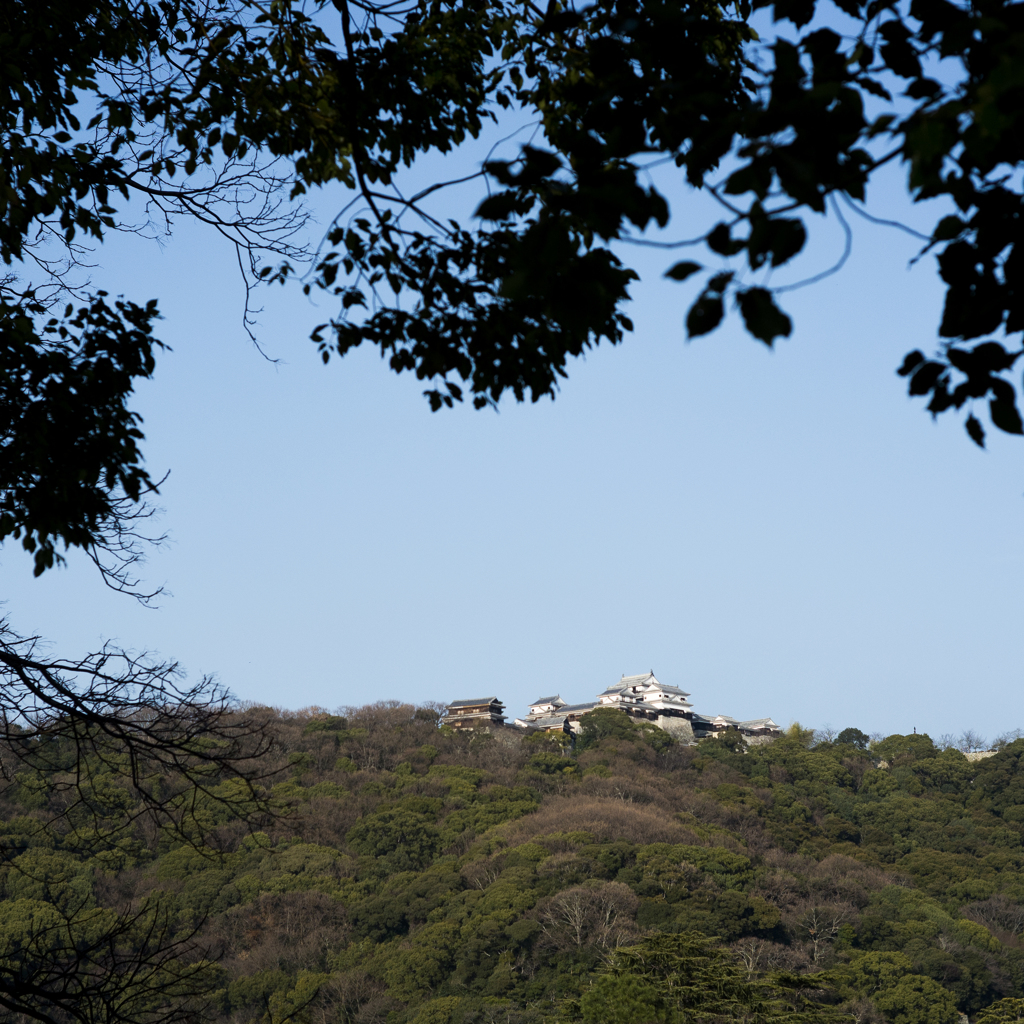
[4,702,1024,1024]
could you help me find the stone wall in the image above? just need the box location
[654,716,696,743]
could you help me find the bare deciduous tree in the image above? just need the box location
[0,893,220,1024]
[539,882,639,950]
[338,702,421,772]
[0,620,281,1024]
[962,895,1024,940]
[304,972,394,1024]
[993,730,1024,751]
[731,938,809,979]
[791,902,852,964]
[958,730,989,754]
[0,622,277,846]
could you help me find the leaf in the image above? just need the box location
[707,223,743,256]
[772,0,817,28]
[905,78,942,100]
[748,214,806,269]
[768,218,806,267]
[724,161,769,199]
[475,192,519,221]
[879,19,922,78]
[972,342,1018,372]
[737,288,792,346]
[664,262,702,282]
[990,396,1024,435]
[932,216,964,243]
[907,361,943,396]
[965,414,986,448]
[897,350,925,377]
[686,295,724,337]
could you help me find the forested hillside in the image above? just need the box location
[5,703,1024,1024]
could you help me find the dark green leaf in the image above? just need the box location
[990,396,1024,435]
[965,414,985,447]
[707,223,744,256]
[897,351,925,377]
[664,261,702,282]
[907,362,943,396]
[686,295,725,337]
[737,288,792,346]
[475,192,519,221]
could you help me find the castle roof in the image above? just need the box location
[737,718,779,731]
[648,683,691,697]
[530,695,565,706]
[601,673,691,702]
[620,671,657,686]
[447,697,503,709]
[561,701,599,714]
[529,712,570,730]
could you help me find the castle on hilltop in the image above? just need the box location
[442,671,780,745]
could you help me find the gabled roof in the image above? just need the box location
[620,671,656,686]
[647,683,691,698]
[599,683,631,695]
[561,701,599,714]
[530,712,570,730]
[530,695,565,707]
[447,697,503,709]
[738,718,779,731]
[692,713,738,727]
[615,672,691,698]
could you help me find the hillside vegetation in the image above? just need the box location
[5,704,1024,1024]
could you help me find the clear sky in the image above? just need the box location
[6,117,1023,742]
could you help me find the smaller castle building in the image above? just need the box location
[444,696,506,730]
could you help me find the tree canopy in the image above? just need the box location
[6,702,1024,1024]
[2,0,1023,581]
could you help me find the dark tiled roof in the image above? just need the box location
[530,695,565,706]
[561,701,599,714]
[447,697,503,709]
[530,713,570,729]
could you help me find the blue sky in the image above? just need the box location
[5,116,1023,742]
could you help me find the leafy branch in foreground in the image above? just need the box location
[4,0,1024,588]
